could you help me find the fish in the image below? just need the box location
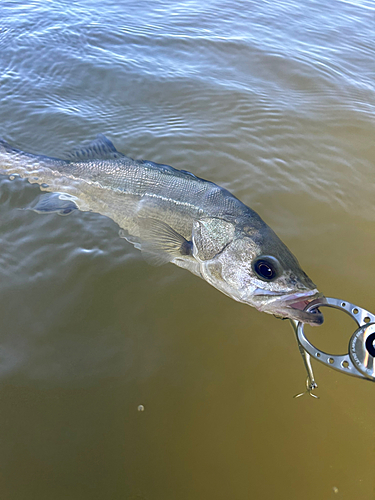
[0,134,324,325]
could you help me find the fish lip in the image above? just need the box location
[283,293,326,325]
[255,289,326,325]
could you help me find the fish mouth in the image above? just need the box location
[255,289,326,325]
[280,291,326,325]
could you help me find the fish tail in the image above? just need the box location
[0,138,32,177]
[0,138,82,202]
[0,138,20,172]
[0,138,20,155]
[0,137,57,181]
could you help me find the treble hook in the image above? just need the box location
[293,377,319,399]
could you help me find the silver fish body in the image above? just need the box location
[0,135,324,324]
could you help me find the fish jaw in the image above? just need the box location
[253,289,326,325]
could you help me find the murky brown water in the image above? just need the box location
[0,0,375,498]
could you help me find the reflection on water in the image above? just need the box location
[0,0,374,499]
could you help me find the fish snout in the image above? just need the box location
[273,291,326,325]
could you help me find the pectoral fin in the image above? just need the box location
[137,218,193,266]
[28,193,78,216]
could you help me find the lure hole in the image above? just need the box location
[364,317,371,324]
[316,353,321,358]
[328,357,334,364]
[342,360,349,368]
[341,302,346,307]
[352,308,359,314]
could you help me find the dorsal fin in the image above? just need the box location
[67,134,125,160]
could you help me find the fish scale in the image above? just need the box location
[0,134,324,324]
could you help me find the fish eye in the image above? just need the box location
[253,256,280,281]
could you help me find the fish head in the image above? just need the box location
[192,216,324,325]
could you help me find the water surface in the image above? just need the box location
[0,1,374,499]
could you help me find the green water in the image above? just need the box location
[0,1,374,498]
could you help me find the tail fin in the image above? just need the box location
[0,138,21,155]
[0,138,40,177]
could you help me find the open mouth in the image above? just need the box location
[253,288,326,325]
[280,291,326,325]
